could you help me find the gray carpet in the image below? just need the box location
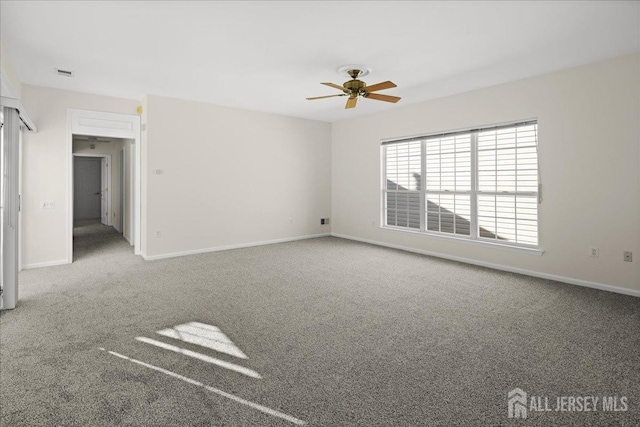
[1,223,638,426]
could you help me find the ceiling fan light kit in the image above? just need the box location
[307,64,401,109]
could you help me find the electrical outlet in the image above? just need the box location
[624,252,632,262]
[156,231,162,238]
[589,247,599,258]
[320,218,330,225]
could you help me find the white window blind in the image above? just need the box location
[425,133,471,236]
[477,124,538,246]
[382,121,539,248]
[384,141,421,229]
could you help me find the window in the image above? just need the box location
[382,121,539,248]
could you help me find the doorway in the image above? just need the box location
[72,153,117,261]
[72,135,132,260]
[67,109,141,262]
[2,108,22,310]
[1,96,36,310]
[73,156,107,226]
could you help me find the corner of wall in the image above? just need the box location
[140,96,148,257]
[0,42,23,99]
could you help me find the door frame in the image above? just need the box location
[66,109,141,262]
[1,108,20,309]
[72,153,112,226]
[120,148,125,235]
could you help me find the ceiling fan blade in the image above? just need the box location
[364,81,397,92]
[306,94,347,100]
[322,82,347,91]
[345,96,357,109]
[365,93,401,103]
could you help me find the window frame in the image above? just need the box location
[381,120,541,252]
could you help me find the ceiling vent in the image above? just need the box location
[55,68,74,77]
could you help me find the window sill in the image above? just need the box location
[379,226,544,256]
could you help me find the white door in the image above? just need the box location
[101,157,108,225]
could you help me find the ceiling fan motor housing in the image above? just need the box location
[344,79,366,96]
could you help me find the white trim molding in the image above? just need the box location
[379,225,544,255]
[142,233,331,261]
[331,232,640,298]
[22,259,69,270]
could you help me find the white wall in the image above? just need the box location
[0,43,22,99]
[142,95,332,258]
[21,85,138,267]
[332,53,640,294]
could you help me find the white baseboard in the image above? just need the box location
[22,259,69,270]
[331,233,640,298]
[142,233,332,261]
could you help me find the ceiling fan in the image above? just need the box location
[307,68,401,109]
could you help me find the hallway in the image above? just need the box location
[73,219,132,262]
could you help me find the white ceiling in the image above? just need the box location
[2,1,639,123]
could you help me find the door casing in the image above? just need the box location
[100,157,108,225]
[66,109,141,261]
[1,108,20,309]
